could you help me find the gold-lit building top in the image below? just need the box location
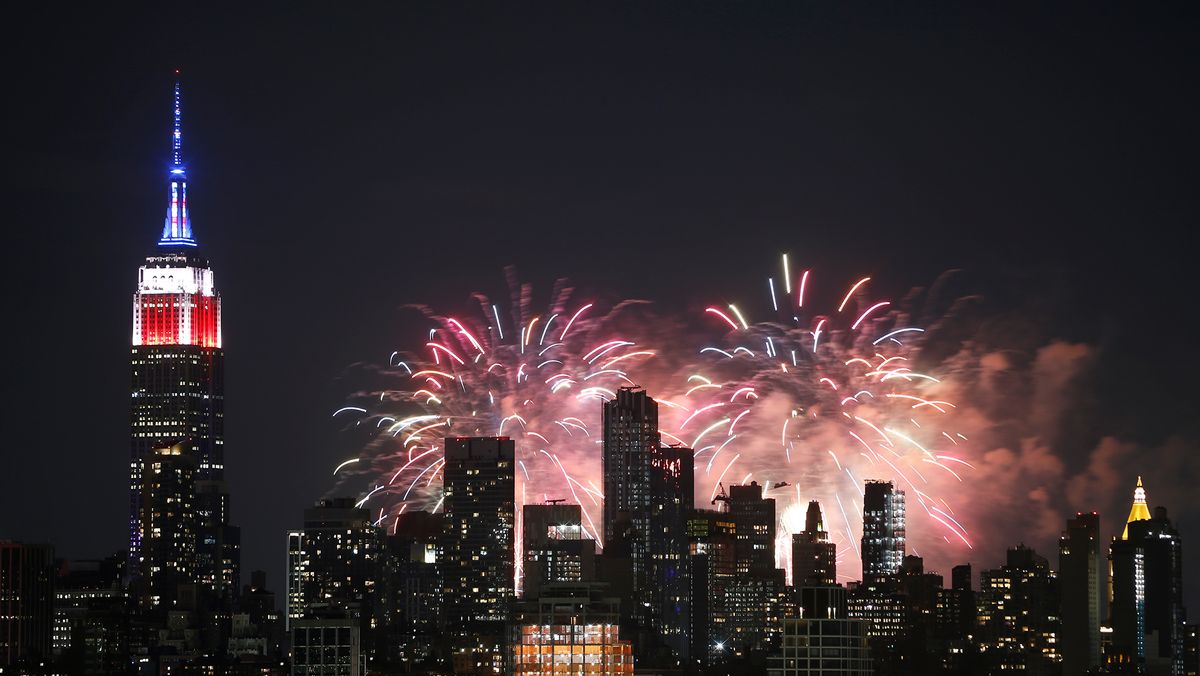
[1121,476,1151,540]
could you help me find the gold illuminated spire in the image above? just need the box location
[1121,476,1152,540]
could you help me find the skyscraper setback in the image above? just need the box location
[128,75,238,604]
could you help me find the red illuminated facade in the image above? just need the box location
[132,253,222,348]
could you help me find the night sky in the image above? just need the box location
[5,4,1199,608]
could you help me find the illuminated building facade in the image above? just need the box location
[129,76,237,603]
[442,436,516,673]
[512,583,633,676]
[1060,512,1102,676]
[601,387,692,659]
[860,480,905,581]
[0,541,56,666]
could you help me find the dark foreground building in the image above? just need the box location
[0,542,55,666]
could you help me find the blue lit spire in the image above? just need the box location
[159,70,196,247]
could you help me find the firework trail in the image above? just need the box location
[334,257,975,586]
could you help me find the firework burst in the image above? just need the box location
[335,257,975,585]
[655,255,974,580]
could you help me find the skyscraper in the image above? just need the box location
[1060,511,1102,676]
[792,500,836,588]
[601,387,692,659]
[1110,478,1186,675]
[442,436,516,674]
[861,480,905,581]
[129,74,236,600]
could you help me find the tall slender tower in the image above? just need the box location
[1059,511,1101,676]
[129,74,234,598]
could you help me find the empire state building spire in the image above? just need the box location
[1121,476,1152,540]
[159,70,195,247]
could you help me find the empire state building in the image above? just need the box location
[128,74,238,607]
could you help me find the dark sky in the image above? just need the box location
[5,3,1199,605]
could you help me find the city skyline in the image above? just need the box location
[7,1,1200,657]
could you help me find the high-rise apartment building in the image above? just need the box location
[442,436,516,673]
[1060,511,1102,676]
[861,480,905,581]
